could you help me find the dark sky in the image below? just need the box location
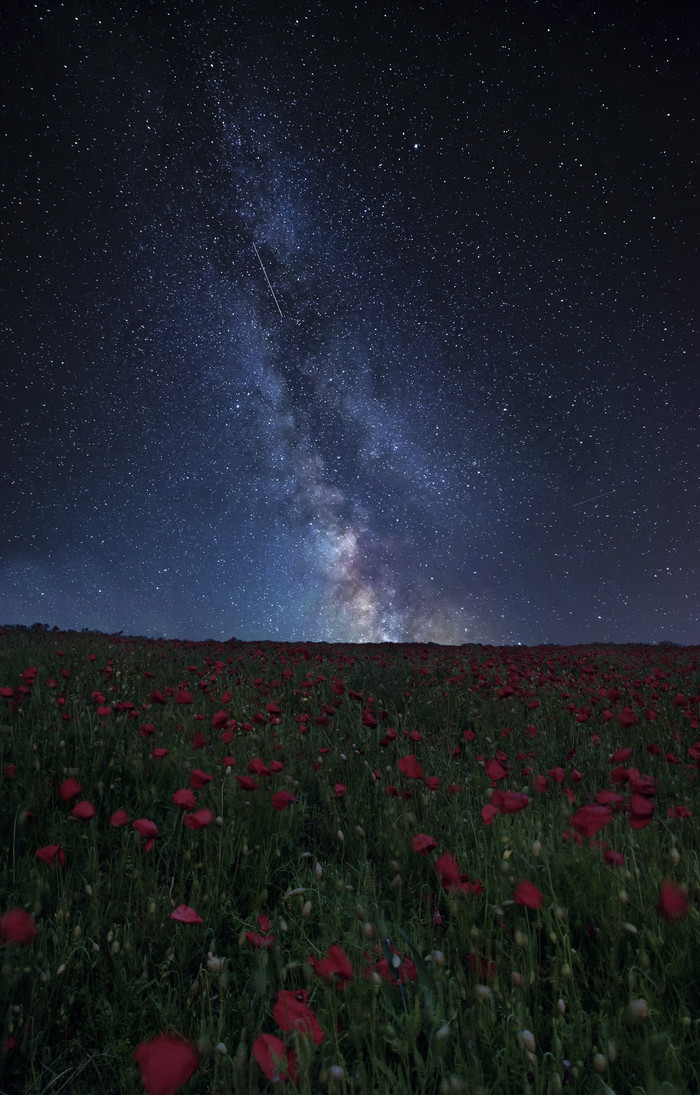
[2,0,698,644]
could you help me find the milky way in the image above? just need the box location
[2,2,698,644]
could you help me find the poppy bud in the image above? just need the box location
[628,998,648,1021]
[520,1030,536,1054]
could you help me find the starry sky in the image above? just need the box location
[2,0,698,645]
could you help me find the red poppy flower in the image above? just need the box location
[133,1033,199,1095]
[514,879,543,909]
[236,775,258,791]
[610,766,631,784]
[272,989,325,1045]
[434,852,461,890]
[595,790,624,807]
[246,930,275,950]
[398,754,424,779]
[611,747,634,763]
[59,777,82,802]
[617,706,638,728]
[533,775,548,793]
[184,808,214,829]
[211,709,229,729]
[628,795,655,829]
[424,776,442,791]
[110,808,129,827]
[492,790,530,814]
[175,689,194,705]
[412,833,438,855]
[368,942,418,984]
[657,878,689,921]
[189,769,213,790]
[309,943,354,986]
[271,791,297,811]
[629,777,656,796]
[570,804,613,838]
[248,758,271,776]
[485,758,507,782]
[0,908,38,945]
[36,845,66,867]
[70,800,95,820]
[133,818,158,852]
[170,905,203,924]
[481,803,498,825]
[252,1033,297,1084]
[333,783,346,798]
[668,805,693,819]
[604,850,624,867]
[173,789,196,811]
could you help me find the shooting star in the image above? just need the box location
[252,242,284,319]
[572,489,617,508]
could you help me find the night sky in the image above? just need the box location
[2,1,698,645]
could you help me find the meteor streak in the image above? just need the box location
[252,242,284,318]
[572,489,617,508]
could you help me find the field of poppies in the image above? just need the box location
[0,624,698,1095]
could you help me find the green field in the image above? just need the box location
[1,625,698,1094]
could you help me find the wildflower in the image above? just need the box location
[59,777,82,802]
[309,944,354,986]
[36,845,66,867]
[170,905,203,924]
[133,818,158,853]
[570,803,613,838]
[133,1033,199,1095]
[514,879,543,909]
[0,908,38,945]
[272,989,325,1045]
[173,789,196,811]
[485,758,507,781]
[434,852,461,890]
[252,1033,297,1084]
[491,790,529,814]
[70,800,95,820]
[412,833,438,854]
[271,791,296,811]
[184,808,214,829]
[189,769,213,790]
[657,878,689,921]
[236,775,258,791]
[398,754,424,779]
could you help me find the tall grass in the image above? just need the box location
[0,625,698,1094]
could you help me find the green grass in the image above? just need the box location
[0,625,698,1094]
